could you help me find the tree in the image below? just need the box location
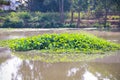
[59,0,64,23]
[73,0,88,27]
[69,0,75,24]
[110,0,120,28]
[43,0,65,23]
[102,0,112,28]
[95,0,120,29]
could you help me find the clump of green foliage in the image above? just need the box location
[3,33,120,53]
[0,0,10,5]
[92,22,111,29]
[1,12,74,28]
[2,12,28,28]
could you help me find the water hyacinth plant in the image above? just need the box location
[4,33,119,54]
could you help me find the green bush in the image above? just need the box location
[39,13,60,22]
[27,22,42,28]
[92,23,102,28]
[94,12,103,18]
[0,1,10,5]
[2,18,24,28]
[67,12,86,19]
[29,12,63,28]
[1,12,77,28]
[0,23,2,27]
[17,12,31,19]
[93,22,111,29]
[5,33,120,53]
[63,23,76,28]
[9,12,31,19]
[0,9,4,12]
[1,12,30,28]
[105,22,111,28]
[0,11,115,28]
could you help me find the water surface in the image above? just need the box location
[0,56,120,80]
[0,29,120,80]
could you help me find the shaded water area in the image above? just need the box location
[0,29,120,80]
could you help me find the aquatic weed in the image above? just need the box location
[1,33,120,53]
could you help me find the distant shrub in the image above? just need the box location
[9,12,31,19]
[1,12,31,28]
[1,12,77,28]
[1,11,114,28]
[93,23,102,28]
[106,22,111,28]
[17,12,31,19]
[34,11,41,16]
[0,23,2,27]
[39,13,60,22]
[67,12,85,19]
[63,23,76,28]
[95,12,103,18]
[92,22,111,29]
[0,16,5,20]
[28,22,43,28]
[0,1,10,5]
[0,9,4,12]
[2,18,24,28]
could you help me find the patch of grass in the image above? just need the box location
[1,33,120,53]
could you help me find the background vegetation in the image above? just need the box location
[0,0,120,28]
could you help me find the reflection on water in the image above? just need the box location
[0,56,120,80]
[0,57,22,80]
[83,70,98,80]
[100,35,120,43]
[67,67,79,77]
[0,35,25,40]
[0,30,120,80]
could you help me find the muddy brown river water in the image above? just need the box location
[0,29,120,80]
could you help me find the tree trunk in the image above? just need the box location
[104,0,108,29]
[104,9,108,28]
[59,0,64,24]
[70,10,74,24]
[59,0,61,14]
[118,11,120,30]
[61,0,64,23]
[77,11,80,28]
[28,0,33,11]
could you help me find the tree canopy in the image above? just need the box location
[27,0,119,12]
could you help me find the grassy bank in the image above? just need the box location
[1,33,120,53]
